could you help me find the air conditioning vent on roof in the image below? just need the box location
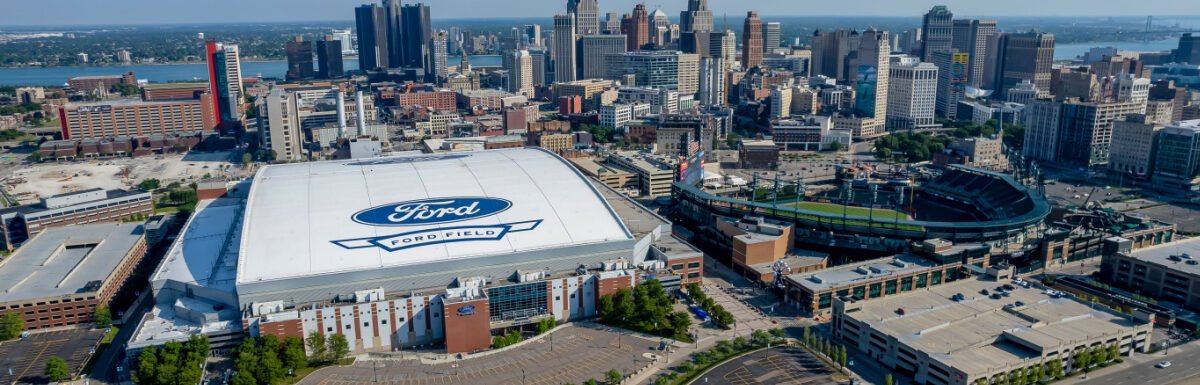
[855,267,870,275]
[891,260,908,268]
[869,266,886,274]
[809,275,824,283]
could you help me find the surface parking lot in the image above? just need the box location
[0,328,105,384]
[299,324,659,385]
[702,347,841,385]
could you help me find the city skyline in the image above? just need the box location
[2,0,1200,26]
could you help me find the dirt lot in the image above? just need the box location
[2,151,246,204]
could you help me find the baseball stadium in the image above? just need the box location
[674,165,1052,246]
[127,148,703,357]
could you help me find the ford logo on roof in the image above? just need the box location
[352,197,512,226]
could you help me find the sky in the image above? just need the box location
[1,0,1198,26]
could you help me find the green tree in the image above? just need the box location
[255,344,286,384]
[305,331,327,361]
[733,337,748,349]
[715,340,733,356]
[139,178,161,191]
[769,328,786,339]
[27,151,44,162]
[93,305,112,328]
[875,147,892,162]
[605,368,622,384]
[1049,358,1064,379]
[1073,349,1090,371]
[752,329,770,345]
[668,311,691,339]
[0,312,24,341]
[726,131,741,148]
[328,333,349,360]
[1041,274,1057,286]
[241,153,253,165]
[838,346,848,367]
[654,375,669,385]
[829,140,843,152]
[1107,342,1120,361]
[678,361,694,373]
[45,356,69,382]
[598,294,614,322]
[282,336,308,374]
[135,346,159,385]
[585,379,599,385]
[802,327,811,346]
[884,374,893,385]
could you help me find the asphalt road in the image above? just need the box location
[1079,348,1200,385]
[88,292,153,382]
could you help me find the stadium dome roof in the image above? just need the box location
[236,148,632,285]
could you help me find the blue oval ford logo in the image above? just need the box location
[352,197,512,226]
[458,305,476,315]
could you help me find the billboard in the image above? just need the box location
[951,53,969,92]
[679,150,705,186]
[854,65,878,117]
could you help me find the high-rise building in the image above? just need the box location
[1110,114,1162,176]
[934,50,966,119]
[698,57,726,106]
[524,24,542,47]
[709,30,736,67]
[332,29,355,55]
[650,9,672,47]
[993,32,1055,99]
[1057,101,1144,166]
[1152,120,1200,192]
[769,86,791,120]
[1023,100,1062,162]
[951,19,996,87]
[554,14,578,82]
[608,51,699,95]
[853,29,890,124]
[761,22,780,54]
[316,36,344,79]
[680,0,713,33]
[568,0,600,35]
[621,4,650,51]
[401,3,432,70]
[506,50,535,97]
[887,59,939,131]
[1006,80,1038,105]
[430,31,449,82]
[742,12,763,69]
[354,4,389,70]
[286,36,315,81]
[920,5,954,63]
[605,13,622,34]
[900,28,922,56]
[810,29,859,81]
[383,0,403,67]
[1175,33,1200,65]
[580,34,627,79]
[528,48,549,86]
[205,38,243,126]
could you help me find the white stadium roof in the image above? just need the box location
[236,148,633,286]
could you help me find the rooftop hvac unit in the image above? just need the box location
[891,260,908,268]
[809,275,824,283]
[855,266,870,275]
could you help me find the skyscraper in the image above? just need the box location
[810,29,859,81]
[853,29,890,122]
[605,13,622,34]
[205,38,242,127]
[528,48,549,86]
[650,9,671,47]
[401,3,432,70]
[554,14,578,82]
[507,50,534,97]
[1175,33,1200,64]
[568,0,600,35]
[524,24,542,47]
[332,29,354,55]
[580,34,627,79]
[993,32,1055,99]
[430,31,449,82]
[621,4,649,51]
[698,57,725,106]
[761,22,780,54]
[951,19,996,87]
[680,0,713,33]
[886,59,938,131]
[383,0,403,67]
[354,4,388,70]
[608,51,699,95]
[742,12,763,69]
[920,5,953,63]
[316,35,344,79]
[286,36,315,81]
[933,50,965,118]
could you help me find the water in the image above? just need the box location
[0,55,502,86]
[1054,39,1179,60]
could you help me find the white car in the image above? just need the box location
[1157,361,1172,368]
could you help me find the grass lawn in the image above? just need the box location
[154,206,181,213]
[81,326,119,374]
[783,201,909,221]
[276,358,356,385]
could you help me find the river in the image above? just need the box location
[0,55,502,86]
[1054,38,1180,60]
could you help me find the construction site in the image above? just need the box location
[1,151,246,205]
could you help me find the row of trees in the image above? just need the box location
[579,124,616,144]
[597,279,692,340]
[874,119,1026,164]
[492,318,557,349]
[683,283,735,328]
[134,335,210,385]
[230,334,313,385]
[801,327,848,368]
[303,331,350,363]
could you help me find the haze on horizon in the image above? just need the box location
[2,0,1199,26]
